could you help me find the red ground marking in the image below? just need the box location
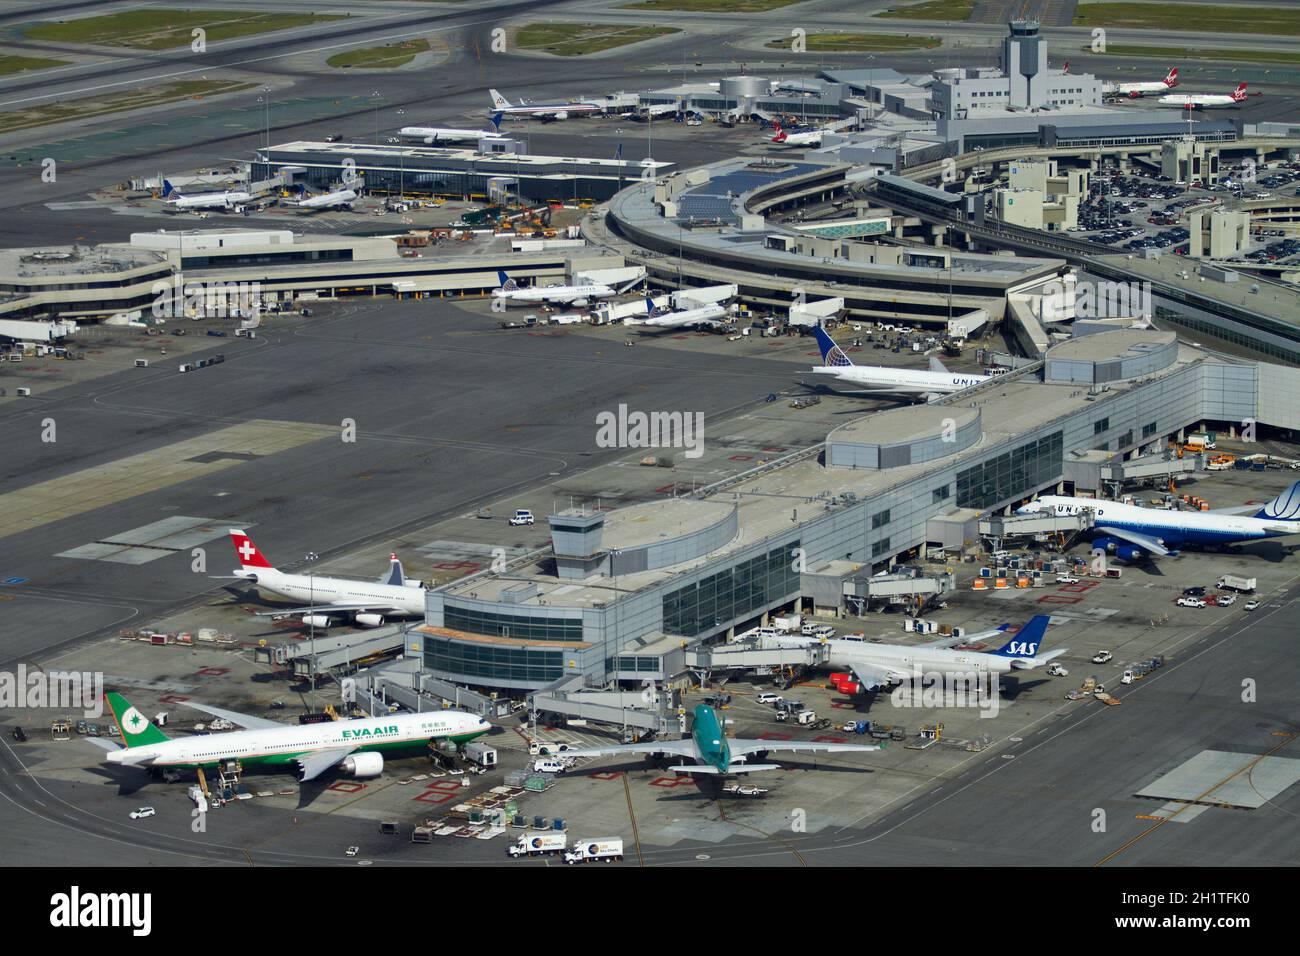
[728,455,753,462]
[1059,581,1098,592]
[761,446,786,453]
[326,781,366,794]
[654,483,681,495]
[412,788,459,804]
[425,780,463,792]
[813,736,849,743]
[588,771,622,781]
[830,700,855,709]
[434,560,482,571]
[1037,594,1083,604]
[157,694,190,704]
[195,667,228,677]
[758,731,793,741]
[649,776,695,789]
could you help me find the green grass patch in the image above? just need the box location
[0,54,68,75]
[327,39,429,69]
[24,9,348,51]
[1089,43,1300,66]
[764,32,941,52]
[874,0,974,21]
[1073,3,1300,36]
[619,0,802,13]
[0,79,256,134]
[515,22,679,56]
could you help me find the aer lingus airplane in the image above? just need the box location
[89,692,490,782]
[556,703,883,774]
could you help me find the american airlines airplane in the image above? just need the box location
[291,187,357,210]
[492,270,615,307]
[90,692,489,782]
[1016,481,1300,560]
[162,179,251,210]
[226,530,426,627]
[1158,81,1253,109]
[808,326,992,399]
[1105,67,1178,98]
[774,615,1064,693]
[632,296,728,330]
[770,122,823,147]
[399,115,506,144]
[551,703,883,774]
[488,88,602,121]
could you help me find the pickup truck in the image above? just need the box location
[1176,597,1207,608]
[1091,650,1113,664]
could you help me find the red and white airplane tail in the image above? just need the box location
[771,122,787,143]
[1061,61,1069,74]
[1164,67,1178,87]
[229,529,274,570]
[1232,82,1248,101]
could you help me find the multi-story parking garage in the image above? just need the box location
[405,327,1300,692]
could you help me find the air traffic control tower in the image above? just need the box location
[1003,20,1048,110]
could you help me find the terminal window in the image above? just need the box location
[443,606,582,642]
[1093,418,1110,435]
[956,431,1062,510]
[1143,421,1159,438]
[932,485,951,503]
[662,541,800,638]
[871,509,891,529]
[871,538,891,558]
[423,638,563,684]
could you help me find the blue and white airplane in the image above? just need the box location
[809,326,991,400]
[1016,482,1300,560]
[632,296,728,330]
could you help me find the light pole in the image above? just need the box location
[260,86,271,150]
[304,550,319,710]
[372,90,382,145]
[396,108,405,197]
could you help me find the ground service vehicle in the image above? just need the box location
[508,833,567,857]
[565,838,624,864]
[1217,575,1257,593]
[1092,650,1113,664]
[510,510,536,526]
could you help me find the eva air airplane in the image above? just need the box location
[559,703,884,774]
[92,692,490,782]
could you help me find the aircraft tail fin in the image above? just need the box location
[1233,81,1248,99]
[991,614,1050,659]
[813,325,854,367]
[381,553,405,587]
[1166,67,1178,86]
[488,111,504,131]
[489,89,512,110]
[162,179,180,199]
[496,270,517,292]
[104,693,170,747]
[229,529,274,570]
[1254,480,1300,520]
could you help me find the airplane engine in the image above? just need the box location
[341,752,383,778]
[553,111,568,120]
[1115,544,1145,562]
[834,680,862,696]
[571,297,589,308]
[829,672,854,684]
[1129,90,1141,98]
[1094,536,1120,554]
[301,614,334,629]
[355,613,385,628]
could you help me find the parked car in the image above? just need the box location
[1244,599,1260,611]
[129,807,156,820]
[11,726,27,742]
[1092,650,1113,664]
[1182,586,1207,597]
[1177,597,1207,608]
[756,693,782,705]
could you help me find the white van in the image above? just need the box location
[533,758,569,774]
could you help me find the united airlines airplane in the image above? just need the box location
[808,326,991,400]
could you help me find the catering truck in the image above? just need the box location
[564,838,624,864]
[507,833,566,858]
[1216,575,1257,593]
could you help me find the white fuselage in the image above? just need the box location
[239,567,426,615]
[1106,80,1173,96]
[637,304,728,328]
[1018,495,1300,547]
[169,191,252,210]
[295,189,357,209]
[106,711,488,769]
[494,283,614,305]
[811,364,990,395]
[399,126,505,143]
[1157,93,1243,108]
[775,635,1032,679]
[493,103,600,120]
[773,129,822,146]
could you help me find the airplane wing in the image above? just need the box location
[914,624,1010,650]
[294,746,357,782]
[1096,525,1171,556]
[728,739,884,758]
[84,738,123,753]
[551,739,699,760]
[185,702,283,731]
[674,763,781,774]
[928,355,950,374]
[253,602,405,617]
[847,662,905,691]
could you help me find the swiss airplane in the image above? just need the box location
[808,326,991,400]
[226,530,426,627]
[1158,81,1253,109]
[162,179,251,210]
[770,122,823,147]
[90,692,489,782]
[632,296,728,330]
[492,270,615,307]
[488,88,602,121]
[1105,67,1178,98]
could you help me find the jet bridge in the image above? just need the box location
[979,511,1094,539]
[1102,451,1203,483]
[686,640,828,672]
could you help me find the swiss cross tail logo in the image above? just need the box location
[238,540,256,562]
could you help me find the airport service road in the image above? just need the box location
[0,297,803,665]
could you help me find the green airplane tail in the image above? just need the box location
[104,692,170,748]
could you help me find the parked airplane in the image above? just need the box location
[89,692,489,782]
[775,615,1063,693]
[1015,482,1300,559]
[399,114,505,144]
[162,179,251,210]
[556,703,883,774]
[808,326,992,399]
[770,122,823,147]
[291,187,358,210]
[1158,81,1252,109]
[225,530,426,626]
[492,270,616,306]
[488,88,602,121]
[632,296,728,329]
[1105,67,1178,98]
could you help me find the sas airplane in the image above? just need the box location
[554,703,883,775]
[89,692,489,782]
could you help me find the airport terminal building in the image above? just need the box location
[407,327,1300,692]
